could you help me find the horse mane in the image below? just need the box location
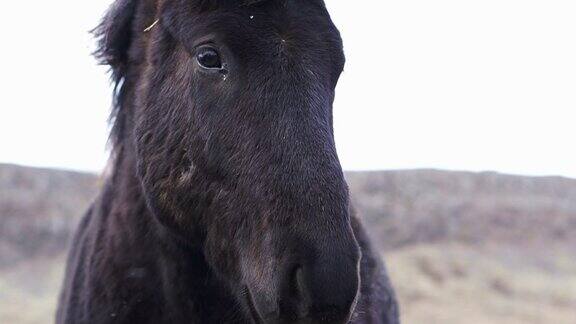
[93,0,137,153]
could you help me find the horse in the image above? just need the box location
[56,0,399,323]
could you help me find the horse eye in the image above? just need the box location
[196,47,222,69]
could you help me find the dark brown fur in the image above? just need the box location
[57,0,399,323]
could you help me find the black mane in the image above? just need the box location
[93,0,137,152]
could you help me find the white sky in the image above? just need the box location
[1,0,575,178]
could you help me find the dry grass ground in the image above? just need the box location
[0,255,66,324]
[387,244,576,324]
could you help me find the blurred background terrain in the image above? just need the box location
[0,163,575,324]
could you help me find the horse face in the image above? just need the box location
[133,0,360,322]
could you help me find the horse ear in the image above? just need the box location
[93,0,138,83]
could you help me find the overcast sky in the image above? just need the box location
[1,0,575,177]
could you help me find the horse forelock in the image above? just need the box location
[206,0,273,7]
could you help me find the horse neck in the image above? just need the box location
[100,138,236,306]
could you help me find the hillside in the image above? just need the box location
[0,164,99,267]
[346,169,576,251]
[1,164,575,323]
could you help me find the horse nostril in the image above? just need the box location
[291,265,305,296]
[278,265,309,319]
[279,257,359,323]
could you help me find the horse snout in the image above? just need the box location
[269,246,360,324]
